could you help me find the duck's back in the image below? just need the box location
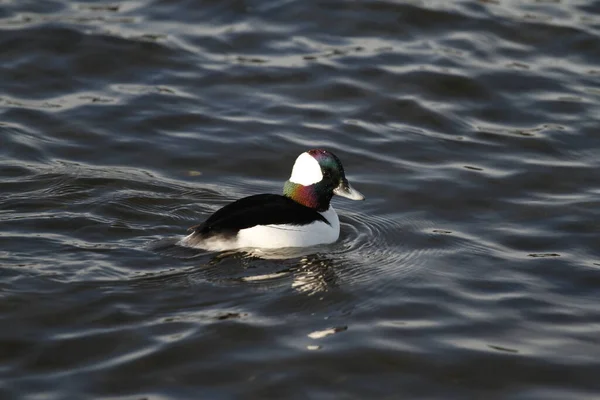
[181,194,339,250]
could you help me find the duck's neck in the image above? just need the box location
[283,181,332,212]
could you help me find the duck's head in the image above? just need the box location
[283,149,364,211]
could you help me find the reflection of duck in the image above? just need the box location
[180,149,364,251]
[145,240,340,294]
[241,253,339,295]
[291,255,338,295]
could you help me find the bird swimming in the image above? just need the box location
[179,149,364,251]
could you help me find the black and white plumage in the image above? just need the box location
[180,149,364,251]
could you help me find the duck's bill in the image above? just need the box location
[334,182,365,201]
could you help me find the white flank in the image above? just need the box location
[289,152,323,186]
[178,234,240,252]
[180,208,340,251]
[236,208,339,249]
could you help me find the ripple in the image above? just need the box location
[2,0,600,398]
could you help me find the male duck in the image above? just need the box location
[180,149,364,251]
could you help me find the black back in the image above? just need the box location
[189,194,330,237]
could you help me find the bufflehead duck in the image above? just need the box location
[180,149,364,251]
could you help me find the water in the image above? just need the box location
[1,0,600,398]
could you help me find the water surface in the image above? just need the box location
[1,0,600,398]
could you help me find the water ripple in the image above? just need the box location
[2,0,600,398]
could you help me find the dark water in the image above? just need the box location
[1,0,600,398]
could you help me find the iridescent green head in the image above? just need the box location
[283,149,364,211]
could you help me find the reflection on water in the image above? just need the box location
[158,243,341,296]
[240,254,339,295]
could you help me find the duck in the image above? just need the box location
[179,149,364,251]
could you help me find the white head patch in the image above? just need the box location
[289,152,323,186]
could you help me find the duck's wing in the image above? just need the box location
[188,194,329,236]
